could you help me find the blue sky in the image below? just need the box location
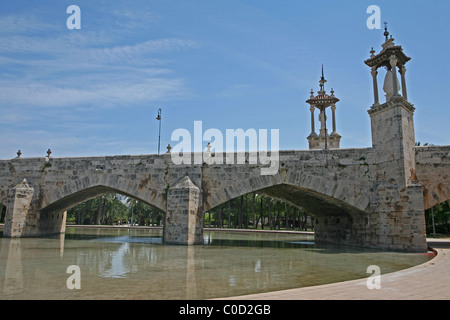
[0,0,448,159]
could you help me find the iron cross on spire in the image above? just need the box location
[319,65,327,93]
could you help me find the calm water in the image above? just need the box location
[0,226,433,300]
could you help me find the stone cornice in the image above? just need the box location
[306,95,339,107]
[367,96,415,116]
[364,45,411,69]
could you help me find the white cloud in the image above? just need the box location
[0,77,189,108]
[0,13,57,35]
[80,38,197,65]
[0,20,197,108]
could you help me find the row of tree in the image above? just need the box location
[66,194,164,226]
[62,192,315,231]
[204,193,313,231]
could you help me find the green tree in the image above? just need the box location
[67,193,129,225]
[205,193,313,231]
[426,201,450,235]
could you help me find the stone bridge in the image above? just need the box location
[1,36,449,252]
[1,137,448,252]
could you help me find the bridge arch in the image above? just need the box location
[205,170,370,217]
[40,174,167,214]
[422,183,449,211]
[203,170,370,246]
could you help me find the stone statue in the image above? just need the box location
[383,67,400,101]
[319,110,327,130]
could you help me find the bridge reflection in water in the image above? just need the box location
[0,226,433,300]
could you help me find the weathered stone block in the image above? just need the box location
[163,176,202,245]
[3,179,35,237]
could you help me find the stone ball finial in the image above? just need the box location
[47,149,52,158]
[17,150,22,158]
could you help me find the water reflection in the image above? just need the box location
[1,238,24,296]
[0,227,434,300]
[101,242,130,278]
[0,234,66,298]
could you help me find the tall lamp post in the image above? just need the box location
[156,108,162,155]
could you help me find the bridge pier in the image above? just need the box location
[3,179,67,238]
[312,183,427,252]
[368,183,427,252]
[313,213,355,246]
[3,179,37,238]
[163,176,203,245]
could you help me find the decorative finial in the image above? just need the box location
[47,149,52,158]
[166,144,172,153]
[17,150,22,158]
[319,65,327,93]
[384,22,389,40]
[370,47,375,57]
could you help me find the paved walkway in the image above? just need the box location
[219,238,450,300]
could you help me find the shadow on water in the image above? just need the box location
[65,232,163,244]
[1,227,428,254]
[204,237,315,249]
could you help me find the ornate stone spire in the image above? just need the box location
[319,64,327,94]
[365,27,411,105]
[305,66,341,150]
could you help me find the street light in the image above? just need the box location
[156,108,162,154]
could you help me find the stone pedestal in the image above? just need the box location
[163,176,203,245]
[369,97,417,186]
[307,132,341,150]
